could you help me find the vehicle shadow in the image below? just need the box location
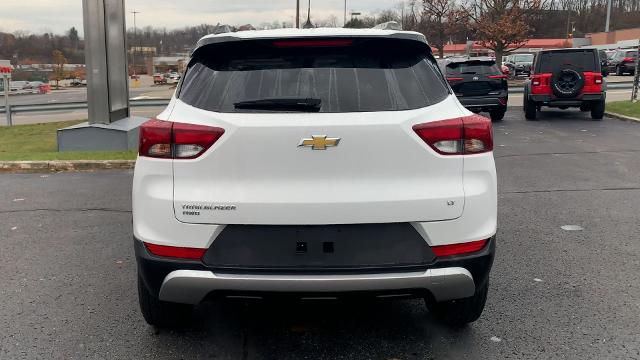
[146,298,481,359]
[535,109,599,122]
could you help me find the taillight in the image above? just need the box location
[273,39,353,47]
[144,242,207,260]
[446,77,464,81]
[412,115,493,155]
[139,119,224,159]
[583,72,603,93]
[139,119,172,158]
[622,57,635,62]
[431,239,488,257]
[487,74,507,79]
[531,73,552,94]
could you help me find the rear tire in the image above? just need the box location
[590,100,605,120]
[427,281,489,326]
[138,273,193,328]
[524,95,537,120]
[489,107,506,122]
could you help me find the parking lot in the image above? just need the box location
[1,108,640,359]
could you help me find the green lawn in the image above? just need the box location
[0,121,137,161]
[607,101,640,119]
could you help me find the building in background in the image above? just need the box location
[147,55,188,75]
[585,27,640,49]
[436,39,573,57]
[129,47,157,75]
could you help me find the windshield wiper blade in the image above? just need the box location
[234,98,322,111]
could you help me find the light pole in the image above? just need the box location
[605,0,612,32]
[296,0,300,28]
[344,0,347,27]
[130,11,140,76]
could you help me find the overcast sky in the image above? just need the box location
[0,0,402,35]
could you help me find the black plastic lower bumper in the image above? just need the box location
[459,96,507,111]
[135,236,496,300]
[530,93,605,106]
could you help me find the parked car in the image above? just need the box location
[9,81,39,94]
[165,72,181,84]
[153,73,167,85]
[608,49,638,76]
[71,78,87,86]
[505,53,534,78]
[133,28,497,328]
[598,49,610,77]
[523,48,605,120]
[442,57,508,121]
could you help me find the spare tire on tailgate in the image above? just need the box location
[551,69,584,98]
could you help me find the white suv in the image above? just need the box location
[133,28,497,327]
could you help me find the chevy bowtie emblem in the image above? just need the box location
[298,135,341,150]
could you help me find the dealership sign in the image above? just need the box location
[0,60,11,79]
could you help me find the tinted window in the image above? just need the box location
[512,54,534,62]
[445,61,501,76]
[599,50,607,61]
[538,50,597,72]
[178,38,449,113]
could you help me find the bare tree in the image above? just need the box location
[467,0,547,66]
[422,0,470,58]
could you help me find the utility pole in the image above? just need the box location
[130,11,140,76]
[296,0,300,28]
[344,0,347,27]
[605,0,612,32]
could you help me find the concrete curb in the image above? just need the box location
[0,160,135,173]
[605,111,640,123]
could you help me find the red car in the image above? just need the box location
[153,73,167,85]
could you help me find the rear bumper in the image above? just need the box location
[459,96,507,110]
[135,236,495,305]
[530,93,605,106]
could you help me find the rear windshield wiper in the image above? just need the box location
[234,98,322,112]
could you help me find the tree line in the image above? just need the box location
[347,0,639,65]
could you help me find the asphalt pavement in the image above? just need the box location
[1,108,640,359]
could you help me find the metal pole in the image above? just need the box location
[131,11,139,76]
[605,0,612,32]
[296,0,300,28]
[631,41,640,103]
[344,0,347,27]
[3,76,11,126]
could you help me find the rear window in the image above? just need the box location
[537,50,597,73]
[445,61,500,76]
[625,51,638,58]
[178,38,449,113]
[512,54,534,62]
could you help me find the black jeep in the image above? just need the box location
[442,57,509,122]
[524,48,606,121]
